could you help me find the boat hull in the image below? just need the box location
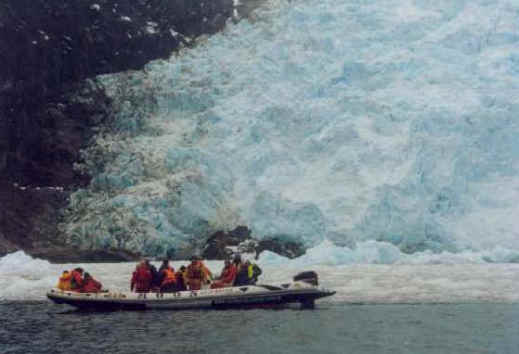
[47,284,335,311]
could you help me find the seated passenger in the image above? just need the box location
[247,260,262,285]
[159,262,177,293]
[145,259,160,291]
[57,270,72,291]
[70,268,84,291]
[158,259,168,272]
[131,260,152,293]
[175,265,187,291]
[186,256,203,290]
[210,259,237,289]
[186,256,211,290]
[80,272,103,293]
[233,255,250,286]
[233,256,263,286]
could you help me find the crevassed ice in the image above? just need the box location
[63,0,519,260]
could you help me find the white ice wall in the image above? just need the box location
[62,0,519,259]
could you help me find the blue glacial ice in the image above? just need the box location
[62,0,519,262]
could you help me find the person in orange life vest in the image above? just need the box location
[57,270,72,291]
[157,259,171,285]
[210,259,237,289]
[70,268,84,291]
[80,272,103,293]
[131,260,153,293]
[159,260,177,293]
[186,255,212,290]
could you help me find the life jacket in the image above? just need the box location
[70,270,83,290]
[137,265,152,279]
[221,264,237,284]
[161,267,176,286]
[249,263,262,280]
[187,264,203,280]
[131,265,152,292]
[211,264,237,288]
[57,272,72,291]
[81,278,102,293]
[186,263,205,290]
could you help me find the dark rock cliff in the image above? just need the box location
[202,226,306,261]
[0,0,267,261]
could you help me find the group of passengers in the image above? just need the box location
[131,254,262,294]
[56,267,105,293]
[210,254,262,289]
[56,254,262,294]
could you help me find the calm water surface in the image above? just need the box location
[1,302,517,354]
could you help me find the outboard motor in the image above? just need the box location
[293,271,318,286]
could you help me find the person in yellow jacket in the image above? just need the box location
[57,270,72,291]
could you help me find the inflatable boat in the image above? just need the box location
[47,271,335,310]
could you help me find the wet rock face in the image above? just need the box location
[202,226,306,260]
[255,238,306,260]
[0,0,249,260]
[0,0,234,186]
[202,226,253,260]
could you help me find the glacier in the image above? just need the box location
[61,0,519,261]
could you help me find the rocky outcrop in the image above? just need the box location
[1,0,237,186]
[202,226,306,260]
[0,0,264,261]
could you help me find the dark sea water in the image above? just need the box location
[1,302,517,354]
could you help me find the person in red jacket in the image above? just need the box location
[131,261,152,294]
[70,268,84,291]
[211,259,237,289]
[80,273,103,293]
